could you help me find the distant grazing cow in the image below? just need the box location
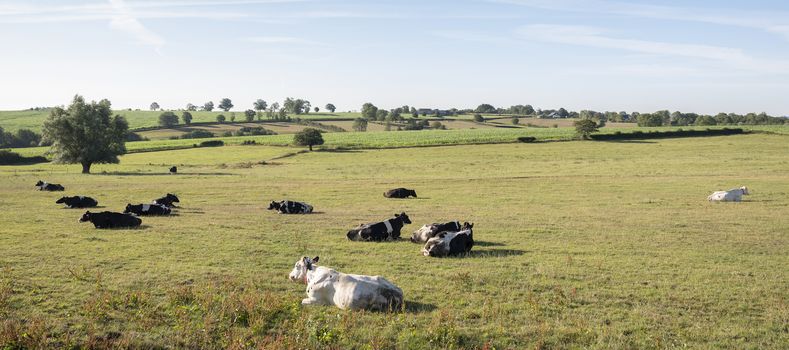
[347,212,411,241]
[124,203,171,216]
[56,196,98,208]
[411,221,462,243]
[153,193,180,207]
[268,200,313,214]
[169,166,177,174]
[422,223,474,257]
[708,186,749,202]
[79,211,142,229]
[35,180,64,191]
[288,256,403,311]
[384,188,417,199]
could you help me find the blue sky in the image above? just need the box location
[1,0,788,115]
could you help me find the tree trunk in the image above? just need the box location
[81,162,91,174]
[309,144,313,151]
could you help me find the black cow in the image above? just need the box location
[35,180,64,191]
[410,221,462,243]
[80,211,142,229]
[421,223,474,257]
[347,212,412,241]
[153,193,179,207]
[56,196,98,208]
[268,200,313,214]
[170,166,177,174]
[124,203,171,216]
[384,188,417,198]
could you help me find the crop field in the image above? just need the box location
[0,133,787,349]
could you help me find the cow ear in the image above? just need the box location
[394,213,399,217]
[312,256,319,263]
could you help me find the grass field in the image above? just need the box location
[0,109,360,132]
[0,133,787,349]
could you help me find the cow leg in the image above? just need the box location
[301,297,320,305]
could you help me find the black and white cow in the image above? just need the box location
[421,223,474,257]
[347,212,412,241]
[56,196,98,208]
[384,188,417,199]
[268,200,313,214]
[79,211,142,229]
[35,180,64,191]
[124,203,171,216]
[410,221,462,243]
[169,166,177,174]
[153,193,179,208]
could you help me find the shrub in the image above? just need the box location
[517,136,536,143]
[199,140,224,147]
[0,150,48,165]
[158,111,179,127]
[511,117,520,125]
[216,115,226,123]
[181,130,215,139]
[473,114,485,122]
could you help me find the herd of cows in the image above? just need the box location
[35,179,752,312]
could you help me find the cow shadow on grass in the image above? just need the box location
[465,249,526,258]
[474,241,505,247]
[404,300,437,314]
[62,206,107,209]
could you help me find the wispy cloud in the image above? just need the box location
[108,0,165,49]
[516,24,789,74]
[240,36,326,46]
[490,0,789,41]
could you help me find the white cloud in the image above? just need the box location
[240,36,325,46]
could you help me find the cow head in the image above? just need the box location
[395,212,411,224]
[123,204,133,213]
[35,180,44,187]
[289,256,319,283]
[740,186,749,195]
[462,222,474,230]
[166,193,180,203]
[79,211,92,222]
[422,236,444,257]
[409,190,417,198]
[56,197,67,204]
[267,201,281,210]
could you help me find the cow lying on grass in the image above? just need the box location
[708,186,749,202]
[288,256,403,311]
[79,211,142,229]
[56,196,98,208]
[411,221,462,243]
[384,188,417,198]
[422,223,474,257]
[124,203,171,216]
[268,200,313,214]
[347,212,411,241]
[153,193,180,207]
[35,180,64,191]
[169,166,177,174]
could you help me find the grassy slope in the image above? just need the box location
[1,135,787,348]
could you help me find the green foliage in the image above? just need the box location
[637,113,665,127]
[41,95,128,173]
[185,103,197,111]
[475,104,496,113]
[202,101,214,112]
[293,128,324,150]
[430,121,445,130]
[199,140,224,147]
[0,127,42,148]
[234,126,276,137]
[218,98,233,112]
[0,150,48,165]
[511,117,520,125]
[473,114,485,122]
[244,109,256,122]
[158,111,179,127]
[352,118,368,132]
[216,114,226,123]
[361,103,378,120]
[284,98,309,115]
[182,111,193,125]
[253,99,267,111]
[325,103,336,113]
[150,102,160,111]
[181,130,215,139]
[574,119,599,139]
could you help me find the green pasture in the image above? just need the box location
[0,110,360,132]
[0,133,787,349]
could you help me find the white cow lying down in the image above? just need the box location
[288,256,404,311]
[708,186,749,202]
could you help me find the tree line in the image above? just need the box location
[152,98,338,128]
